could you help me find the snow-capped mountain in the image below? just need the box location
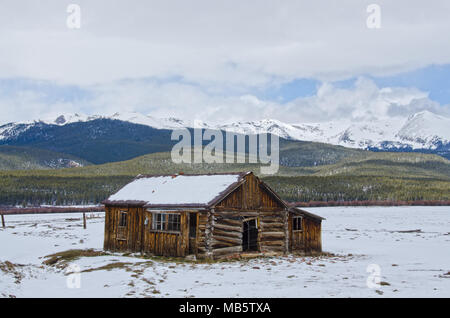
[1,110,449,151]
[396,111,450,149]
[206,112,450,150]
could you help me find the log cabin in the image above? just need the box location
[102,172,324,259]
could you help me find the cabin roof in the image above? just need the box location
[103,172,251,208]
[289,207,325,221]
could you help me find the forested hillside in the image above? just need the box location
[1,148,449,206]
[0,146,90,170]
[0,119,176,164]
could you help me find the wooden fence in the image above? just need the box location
[0,206,104,229]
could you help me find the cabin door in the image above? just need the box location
[242,219,258,251]
[188,213,197,254]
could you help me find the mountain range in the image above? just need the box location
[0,111,449,205]
[0,110,449,166]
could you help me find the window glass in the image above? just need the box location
[293,216,302,231]
[118,211,127,227]
[151,213,180,232]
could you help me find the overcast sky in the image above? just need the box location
[1,0,450,124]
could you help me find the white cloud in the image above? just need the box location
[1,1,450,86]
[1,77,448,125]
[1,1,450,124]
[0,89,78,124]
[281,78,446,122]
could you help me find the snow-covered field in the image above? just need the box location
[0,207,449,298]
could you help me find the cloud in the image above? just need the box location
[1,1,450,124]
[1,77,448,125]
[281,78,445,122]
[1,1,450,87]
[0,89,78,124]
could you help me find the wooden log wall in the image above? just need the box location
[288,214,322,253]
[211,214,243,258]
[205,173,287,258]
[258,210,286,253]
[196,211,209,257]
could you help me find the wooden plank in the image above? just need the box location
[211,241,236,249]
[259,217,283,223]
[259,208,285,212]
[213,218,242,227]
[212,245,242,256]
[260,232,285,239]
[260,240,285,246]
[213,223,242,232]
[212,229,242,239]
[260,222,284,228]
[212,235,242,245]
[261,246,284,252]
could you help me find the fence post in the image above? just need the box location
[1,214,5,228]
[83,212,86,229]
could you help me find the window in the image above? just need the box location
[152,213,163,230]
[118,211,127,227]
[293,216,302,231]
[151,212,181,232]
[167,214,181,231]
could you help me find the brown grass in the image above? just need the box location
[43,249,107,266]
[0,261,24,284]
[80,262,134,273]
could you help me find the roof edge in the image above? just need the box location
[134,171,251,180]
[289,207,325,221]
[143,203,208,209]
[102,200,147,207]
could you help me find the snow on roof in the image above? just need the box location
[107,173,246,206]
[289,207,325,221]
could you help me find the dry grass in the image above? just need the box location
[0,261,24,284]
[80,262,134,274]
[43,249,107,267]
[0,261,16,272]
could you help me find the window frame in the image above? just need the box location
[150,211,181,234]
[118,210,128,228]
[292,215,303,232]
